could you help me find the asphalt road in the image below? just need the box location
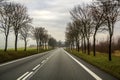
[0,48,118,80]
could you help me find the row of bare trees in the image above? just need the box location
[32,27,58,53]
[65,0,120,61]
[0,2,32,51]
[0,1,57,52]
[32,27,49,52]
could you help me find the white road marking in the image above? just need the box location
[17,72,29,80]
[27,53,55,79]
[64,50,102,80]
[41,60,46,64]
[32,64,40,71]
[17,53,55,80]
[22,72,33,80]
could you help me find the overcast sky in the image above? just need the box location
[10,0,92,40]
[0,0,120,48]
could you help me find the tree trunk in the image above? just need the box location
[39,41,40,52]
[81,38,84,53]
[83,37,86,53]
[44,43,45,49]
[24,39,27,51]
[4,35,8,51]
[39,41,42,51]
[15,34,18,51]
[76,40,77,51]
[70,44,72,50]
[109,35,112,61]
[87,38,90,55]
[93,32,97,56]
[36,40,39,53]
[77,41,80,52]
[44,42,46,50]
[45,42,47,49]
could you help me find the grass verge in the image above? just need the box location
[66,49,120,79]
[0,48,53,64]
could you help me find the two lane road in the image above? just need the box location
[0,48,118,80]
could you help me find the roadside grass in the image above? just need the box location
[0,47,52,64]
[66,49,120,79]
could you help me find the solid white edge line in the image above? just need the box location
[64,50,102,80]
[22,72,33,80]
[17,72,29,80]
[32,64,40,71]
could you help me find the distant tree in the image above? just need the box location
[48,37,57,48]
[32,27,49,52]
[65,31,74,50]
[65,24,75,50]
[19,24,33,51]
[67,22,80,51]
[37,27,46,50]
[42,33,49,49]
[32,27,39,52]
[57,40,62,47]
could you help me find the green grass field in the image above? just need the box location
[0,48,52,64]
[66,50,120,79]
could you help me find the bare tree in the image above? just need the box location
[32,27,39,52]
[32,27,49,52]
[65,23,76,50]
[70,5,87,53]
[10,3,31,51]
[37,27,45,50]
[90,3,105,56]
[80,5,94,55]
[70,5,94,55]
[69,22,80,51]
[98,0,120,61]
[65,31,74,50]
[48,37,57,48]
[0,2,13,51]
[42,32,49,49]
[19,24,32,51]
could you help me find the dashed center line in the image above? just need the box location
[32,64,40,71]
[16,56,52,80]
[17,72,29,80]
[22,72,33,80]
[41,60,46,64]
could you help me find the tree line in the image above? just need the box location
[32,27,58,53]
[0,1,57,52]
[65,0,120,61]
